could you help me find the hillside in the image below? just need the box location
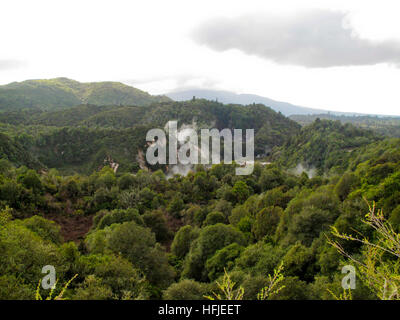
[0,78,171,111]
[290,113,400,138]
[0,133,42,169]
[167,89,333,116]
[1,125,399,300]
[0,81,399,302]
[274,119,382,174]
[0,91,386,177]
[0,99,300,173]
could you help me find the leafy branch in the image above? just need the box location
[327,201,400,300]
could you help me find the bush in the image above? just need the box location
[203,211,225,227]
[182,224,246,281]
[171,225,199,259]
[0,222,63,284]
[22,215,62,244]
[205,243,244,281]
[73,275,113,300]
[95,208,143,230]
[235,242,285,276]
[104,221,175,290]
[163,280,208,300]
[232,181,251,204]
[143,209,172,242]
[269,276,310,300]
[0,275,34,300]
[78,253,149,299]
[252,206,283,241]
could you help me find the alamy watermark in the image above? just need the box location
[146,121,254,175]
[41,265,56,290]
[341,265,356,290]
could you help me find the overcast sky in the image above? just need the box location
[1,0,400,115]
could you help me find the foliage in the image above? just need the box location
[163,280,208,300]
[329,202,400,300]
[291,113,400,138]
[35,274,78,300]
[0,94,399,301]
[257,262,285,300]
[205,269,245,300]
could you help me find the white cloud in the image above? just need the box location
[1,0,400,115]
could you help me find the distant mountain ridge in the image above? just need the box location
[0,78,171,111]
[166,89,328,116]
[166,88,381,117]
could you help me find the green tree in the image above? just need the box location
[182,224,246,281]
[205,243,244,281]
[203,211,226,227]
[252,206,283,241]
[171,225,200,259]
[143,209,172,242]
[232,180,251,204]
[163,280,208,300]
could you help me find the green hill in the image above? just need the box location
[275,118,382,174]
[0,78,171,111]
[290,113,400,138]
[0,99,301,173]
[1,81,400,302]
[1,96,386,176]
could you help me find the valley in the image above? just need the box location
[0,78,399,301]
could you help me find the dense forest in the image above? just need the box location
[0,98,299,174]
[0,80,399,300]
[290,113,400,138]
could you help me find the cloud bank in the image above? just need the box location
[192,10,400,68]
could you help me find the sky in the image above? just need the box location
[1,0,400,115]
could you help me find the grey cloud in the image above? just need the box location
[192,10,400,68]
[0,59,26,70]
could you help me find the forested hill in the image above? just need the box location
[0,99,301,173]
[274,119,382,174]
[0,78,171,111]
[0,78,387,177]
[290,113,400,138]
[0,100,298,131]
[1,81,400,301]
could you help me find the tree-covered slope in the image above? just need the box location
[275,118,381,174]
[0,83,399,301]
[0,78,171,111]
[29,126,150,173]
[1,141,400,300]
[0,133,42,169]
[0,100,385,177]
[0,99,301,173]
[290,113,400,138]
